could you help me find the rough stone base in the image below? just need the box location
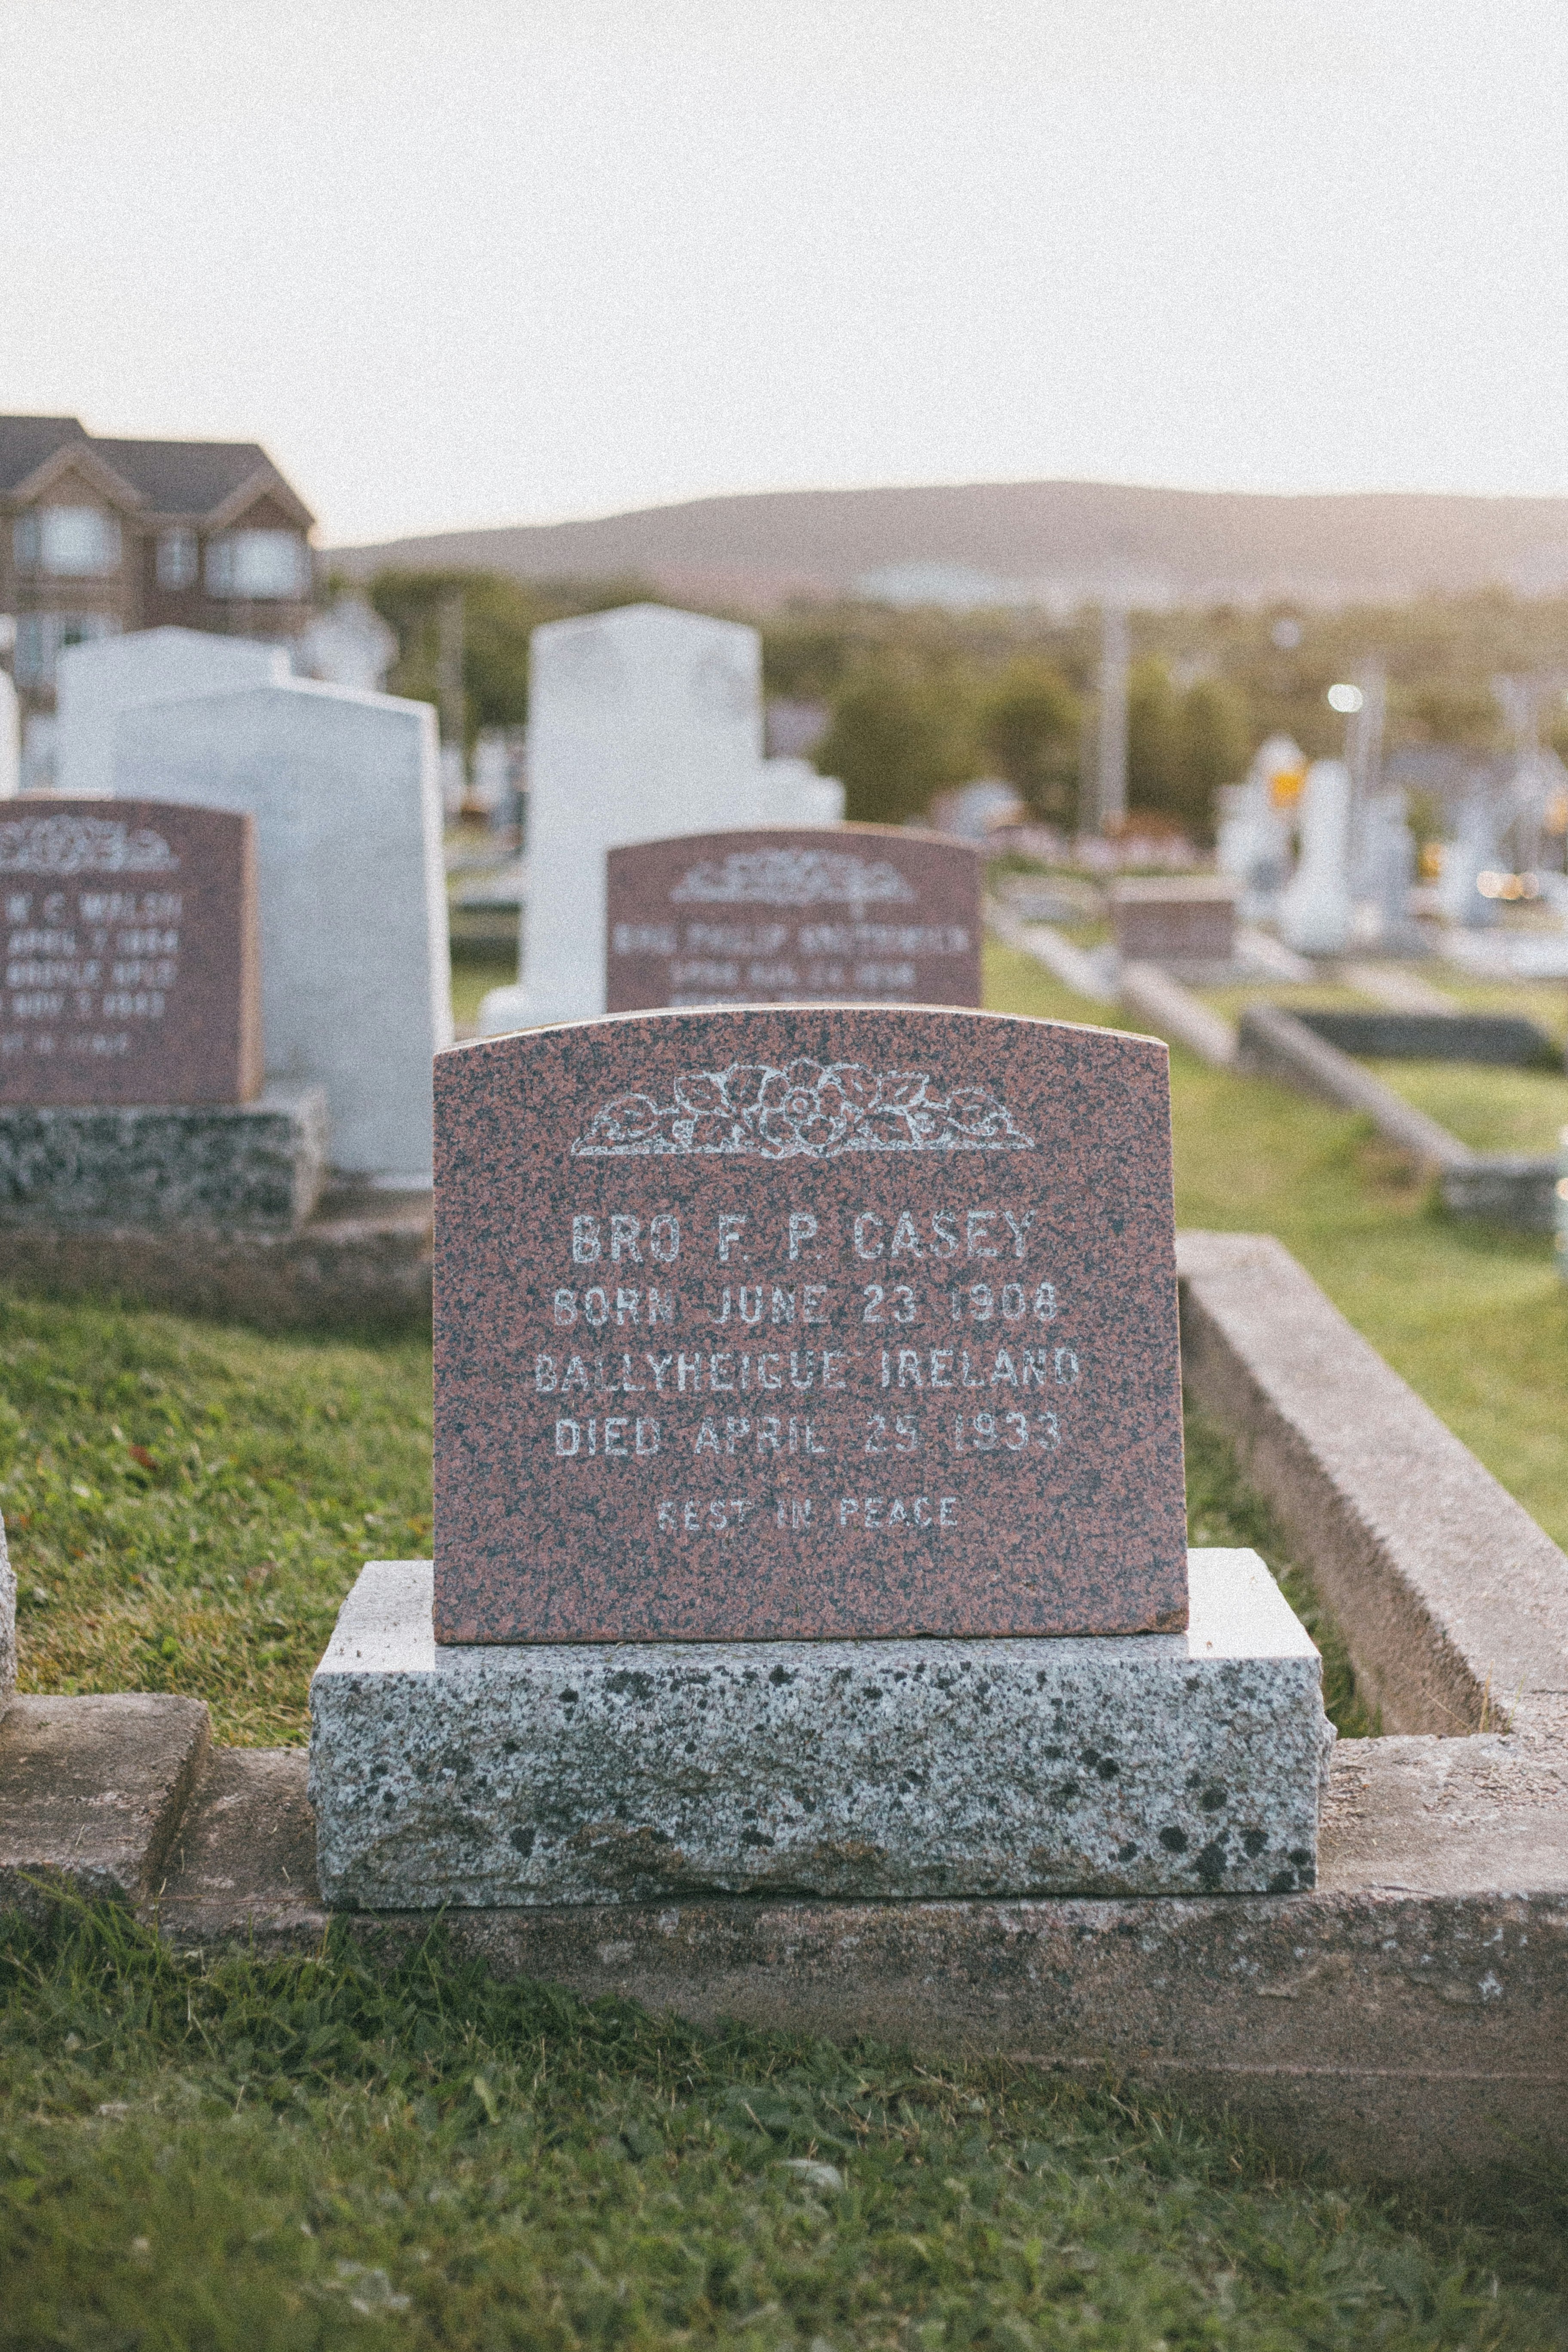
[0,1179,433,1331]
[0,1087,328,1232]
[309,1551,1333,1909]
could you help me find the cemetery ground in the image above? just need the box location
[2,947,1566,2339]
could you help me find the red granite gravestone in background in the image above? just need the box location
[1109,878,1238,965]
[606,827,982,1011]
[0,799,261,1106]
[433,1006,1186,1645]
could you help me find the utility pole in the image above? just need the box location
[437,590,466,753]
[1093,602,1129,833]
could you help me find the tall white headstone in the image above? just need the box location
[58,628,290,800]
[1278,760,1354,956]
[113,680,451,1187]
[481,603,763,1032]
[0,670,18,799]
[759,756,845,826]
[1438,796,1500,930]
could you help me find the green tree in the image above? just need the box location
[814,664,975,824]
[978,658,1080,821]
[1168,676,1250,838]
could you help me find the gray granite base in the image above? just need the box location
[0,1087,328,1232]
[309,1551,1333,1909]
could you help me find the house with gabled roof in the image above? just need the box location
[0,414,315,725]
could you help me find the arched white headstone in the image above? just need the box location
[481,604,764,1032]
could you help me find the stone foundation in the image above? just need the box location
[308,1551,1332,1909]
[0,1086,328,1231]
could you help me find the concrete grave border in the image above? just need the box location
[2,1232,1566,2185]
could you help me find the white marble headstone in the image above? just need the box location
[113,680,452,1188]
[482,603,763,1031]
[0,669,18,799]
[1278,761,1354,957]
[57,627,291,800]
[759,756,845,826]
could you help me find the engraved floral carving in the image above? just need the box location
[573,1058,1033,1158]
[670,848,916,909]
[0,815,179,876]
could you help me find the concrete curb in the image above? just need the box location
[0,1186,434,1331]
[1237,1003,1558,1230]
[1118,963,1237,1069]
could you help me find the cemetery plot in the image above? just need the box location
[432,1005,1186,1644]
[606,826,982,1011]
[0,798,259,1106]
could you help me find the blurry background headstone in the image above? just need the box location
[296,596,396,693]
[57,629,290,801]
[113,678,451,1187]
[478,602,764,1033]
[1278,760,1354,956]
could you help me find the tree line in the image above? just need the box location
[358,567,1568,840]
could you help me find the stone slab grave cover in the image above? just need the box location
[0,798,260,1106]
[605,827,981,1012]
[1109,877,1237,967]
[56,628,290,802]
[478,605,765,1034]
[434,1006,1187,1643]
[113,680,452,1188]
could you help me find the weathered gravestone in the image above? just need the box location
[310,1006,1332,1908]
[606,828,982,1012]
[0,798,260,1106]
[113,680,451,1188]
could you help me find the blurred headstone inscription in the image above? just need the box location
[433,1005,1186,1644]
[606,827,982,1011]
[0,798,260,1106]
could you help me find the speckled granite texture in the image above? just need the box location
[0,798,260,1106]
[0,1086,327,1231]
[310,1550,1330,1908]
[0,1514,15,1720]
[433,1006,1187,1643]
[605,826,981,1012]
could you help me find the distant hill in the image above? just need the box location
[325,479,1568,610]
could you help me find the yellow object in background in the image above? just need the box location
[1268,764,1307,807]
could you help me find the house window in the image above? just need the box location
[12,506,122,579]
[13,612,118,688]
[205,529,309,600]
[156,528,199,590]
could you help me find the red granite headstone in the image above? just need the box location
[1109,879,1237,964]
[0,798,261,1106]
[606,827,982,1011]
[433,1005,1187,1644]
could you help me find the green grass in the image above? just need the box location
[985,940,1568,1555]
[1361,1060,1568,1157]
[0,1293,1373,1746]
[1,1904,1565,2350]
[0,1293,431,1746]
[450,946,517,1032]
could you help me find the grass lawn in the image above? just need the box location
[449,947,517,1032]
[1363,1059,1568,1157]
[2,1905,1565,2350]
[985,940,1568,1554]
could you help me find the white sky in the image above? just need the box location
[4,0,1568,544]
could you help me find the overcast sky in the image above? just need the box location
[4,0,1568,545]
